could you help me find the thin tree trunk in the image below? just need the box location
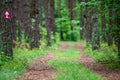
[80,4,84,40]
[12,0,17,41]
[116,11,120,62]
[83,0,93,43]
[58,0,61,18]
[16,0,22,42]
[58,0,63,40]
[117,34,120,62]
[44,0,51,46]
[101,1,106,42]
[66,0,76,41]
[108,6,113,46]
[50,0,56,42]
[92,7,100,50]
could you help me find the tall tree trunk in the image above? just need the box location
[84,0,92,43]
[39,0,42,26]
[44,0,51,46]
[50,0,56,42]
[118,40,120,61]
[12,0,17,41]
[108,6,113,46]
[20,0,32,47]
[92,7,100,50]
[44,0,55,46]
[35,0,42,43]
[116,10,120,62]
[101,1,106,42]
[29,0,42,49]
[84,5,88,42]
[58,0,61,18]
[16,0,22,42]
[0,0,13,58]
[80,3,84,40]
[21,0,32,43]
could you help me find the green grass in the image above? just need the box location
[0,44,58,80]
[48,44,104,80]
[55,48,80,60]
[84,43,120,69]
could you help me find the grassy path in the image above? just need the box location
[15,42,120,80]
[2,42,120,80]
[48,42,104,80]
[76,43,120,80]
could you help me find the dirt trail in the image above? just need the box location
[58,42,70,51]
[16,42,70,80]
[16,42,120,80]
[75,42,120,80]
[16,53,55,80]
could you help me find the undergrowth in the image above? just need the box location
[0,43,58,80]
[84,43,120,69]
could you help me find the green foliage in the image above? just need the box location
[41,27,47,37]
[55,0,80,41]
[84,43,120,68]
[80,1,100,7]
[0,42,58,80]
[0,55,10,66]
[55,17,80,41]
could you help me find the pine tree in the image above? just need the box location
[44,0,55,46]
[101,1,107,42]
[92,6,100,50]
[80,0,84,40]
[0,0,13,58]
[108,5,113,46]
[84,0,92,43]
[29,0,41,49]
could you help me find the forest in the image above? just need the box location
[0,0,120,80]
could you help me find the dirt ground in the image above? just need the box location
[58,42,70,51]
[16,42,70,80]
[16,53,55,80]
[75,42,120,80]
[16,42,120,80]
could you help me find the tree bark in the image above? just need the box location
[92,7,100,50]
[44,0,51,46]
[50,0,56,42]
[84,0,92,43]
[0,0,13,58]
[108,6,113,46]
[16,0,22,42]
[101,1,107,42]
[29,0,42,48]
[12,0,17,41]
[44,0,55,46]
[80,3,84,40]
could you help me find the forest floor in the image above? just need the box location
[16,53,56,80]
[16,42,120,80]
[75,43,120,80]
[16,42,70,80]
